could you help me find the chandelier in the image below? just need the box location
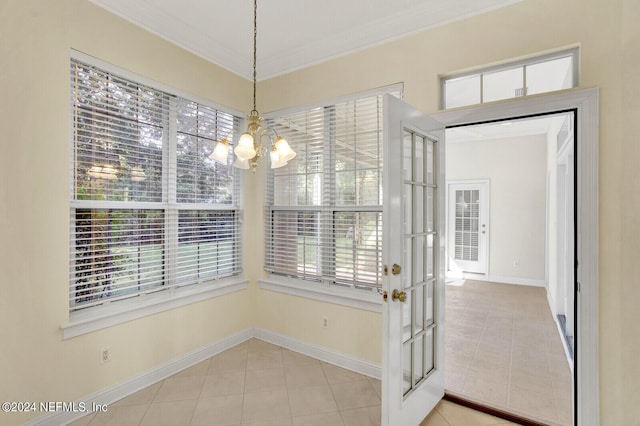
[209,0,296,172]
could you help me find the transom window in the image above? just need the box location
[441,48,578,109]
[264,90,400,290]
[69,57,242,313]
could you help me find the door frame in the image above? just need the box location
[446,179,490,277]
[555,135,575,346]
[431,88,599,426]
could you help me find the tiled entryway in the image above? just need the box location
[445,280,573,425]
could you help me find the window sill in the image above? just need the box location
[62,277,248,339]
[259,275,383,312]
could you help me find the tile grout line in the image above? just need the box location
[188,358,209,426]
[279,346,296,425]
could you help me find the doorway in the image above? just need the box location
[443,112,574,425]
[432,88,599,426]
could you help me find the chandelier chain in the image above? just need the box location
[252,0,257,113]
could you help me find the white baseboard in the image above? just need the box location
[27,328,254,426]
[487,275,545,287]
[254,327,381,380]
[446,272,545,287]
[28,327,380,426]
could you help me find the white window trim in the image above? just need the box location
[259,275,382,312]
[62,276,248,339]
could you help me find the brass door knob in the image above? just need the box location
[392,289,407,302]
[392,264,401,275]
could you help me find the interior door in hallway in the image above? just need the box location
[447,181,489,276]
[382,95,445,426]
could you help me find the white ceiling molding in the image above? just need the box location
[90,0,523,81]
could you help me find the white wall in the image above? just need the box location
[446,135,548,284]
[0,2,252,425]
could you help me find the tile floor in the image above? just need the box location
[69,337,518,426]
[445,280,573,426]
[70,338,382,426]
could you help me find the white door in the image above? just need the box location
[382,95,445,426]
[447,181,489,276]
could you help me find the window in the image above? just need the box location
[442,48,578,109]
[70,57,242,313]
[264,90,399,291]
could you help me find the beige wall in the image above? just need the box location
[446,135,547,282]
[257,0,637,424]
[1,0,639,424]
[0,1,252,424]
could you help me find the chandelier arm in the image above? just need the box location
[260,127,279,144]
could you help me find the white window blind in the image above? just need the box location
[70,58,241,312]
[265,91,398,289]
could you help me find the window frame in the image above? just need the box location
[260,84,403,312]
[440,47,579,109]
[63,51,247,339]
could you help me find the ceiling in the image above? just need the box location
[89,0,522,81]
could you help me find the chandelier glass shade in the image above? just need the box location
[209,0,295,172]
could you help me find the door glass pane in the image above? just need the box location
[404,184,412,234]
[454,189,480,262]
[402,289,412,329]
[426,187,434,232]
[483,67,524,103]
[415,186,424,233]
[426,234,434,278]
[403,342,412,395]
[414,336,424,387]
[404,237,412,289]
[444,74,481,108]
[425,329,435,375]
[414,236,424,284]
[426,280,434,324]
[414,136,424,183]
[415,285,424,333]
[426,139,434,185]
[403,131,412,181]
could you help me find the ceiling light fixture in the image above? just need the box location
[210,0,295,172]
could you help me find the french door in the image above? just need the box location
[382,95,445,426]
[447,181,489,275]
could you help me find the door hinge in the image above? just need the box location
[383,265,388,276]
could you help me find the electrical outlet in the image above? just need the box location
[100,347,110,364]
[513,259,519,268]
[322,316,329,328]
